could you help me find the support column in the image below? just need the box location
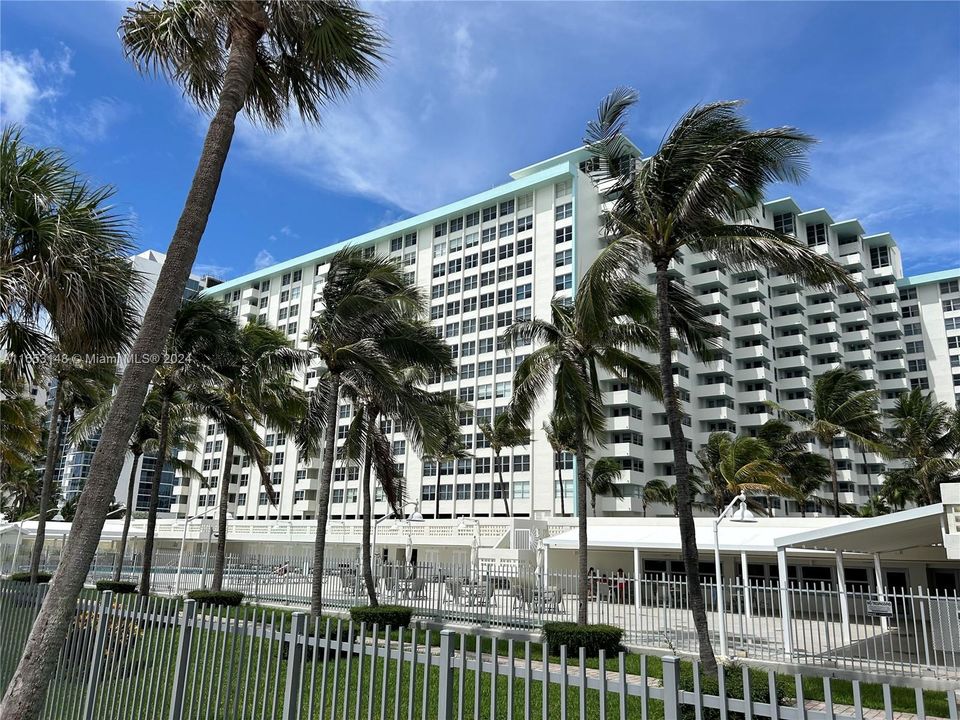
[873,553,889,632]
[740,551,752,622]
[835,550,851,645]
[633,548,641,630]
[777,548,794,656]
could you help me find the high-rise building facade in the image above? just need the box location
[171,147,958,523]
[59,250,223,511]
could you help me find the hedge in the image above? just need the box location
[187,590,244,606]
[542,622,623,657]
[95,580,137,594]
[679,663,789,720]
[349,605,413,628]
[8,572,51,583]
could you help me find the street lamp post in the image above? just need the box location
[174,505,221,594]
[713,492,756,659]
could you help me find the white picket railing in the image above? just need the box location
[8,548,960,681]
[1,580,957,720]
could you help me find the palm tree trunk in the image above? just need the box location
[139,395,171,598]
[211,437,234,592]
[311,373,341,616]
[496,463,511,517]
[575,438,589,625]
[655,265,718,674]
[30,383,63,583]
[0,13,266,718]
[828,444,840,518]
[112,450,141,582]
[556,451,566,516]
[361,412,378,606]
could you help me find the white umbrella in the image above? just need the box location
[470,525,480,584]
[405,530,414,576]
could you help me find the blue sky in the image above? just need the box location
[2,1,958,279]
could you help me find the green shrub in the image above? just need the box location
[187,589,244,606]
[8,572,51,583]
[95,580,137,594]
[349,605,413,628]
[678,663,789,720]
[542,622,623,657]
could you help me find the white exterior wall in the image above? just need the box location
[171,148,953,523]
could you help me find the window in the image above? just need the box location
[292,269,302,282]
[773,213,795,235]
[497,288,513,305]
[479,316,494,332]
[515,283,532,301]
[450,217,464,233]
[555,249,572,267]
[516,307,531,322]
[516,237,532,255]
[555,274,573,291]
[498,266,514,283]
[464,275,478,290]
[445,322,459,338]
[434,222,447,238]
[456,483,471,499]
[447,279,461,295]
[475,483,490,500]
[287,322,297,336]
[497,311,513,328]
[910,377,930,390]
[555,202,572,220]
[430,305,443,320]
[905,341,924,354]
[870,245,890,269]
[482,205,497,222]
[940,280,960,294]
[493,484,510,500]
[459,387,474,402]
[466,211,480,227]
[446,300,461,315]
[259,296,268,308]
[448,235,462,252]
[481,249,496,266]
[421,485,436,501]
[805,223,827,247]
[899,288,918,301]
[517,215,533,233]
[431,284,444,300]
[282,272,291,285]
[393,440,406,455]
[555,179,572,198]
[478,359,493,375]
[404,232,417,247]
[908,359,927,373]
[555,226,572,244]
[433,241,446,258]
[950,337,960,349]
[461,341,476,357]
[465,253,478,269]
[498,242,514,260]
[480,292,495,309]
[460,362,475,378]
[514,455,530,472]
[481,270,496,287]
[904,323,921,336]
[278,307,288,321]
[260,279,271,292]
[946,317,960,331]
[432,263,446,279]
[273,451,284,465]
[465,232,479,248]
[943,298,960,312]
[477,384,492,400]
[481,227,496,244]
[447,258,462,274]
[280,290,290,303]
[516,261,532,277]
[463,299,477,315]
[902,305,919,318]
[495,357,512,374]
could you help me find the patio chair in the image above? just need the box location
[512,584,534,611]
[409,577,427,598]
[444,578,463,603]
[540,587,563,613]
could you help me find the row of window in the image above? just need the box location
[420,482,531,501]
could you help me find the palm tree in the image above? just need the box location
[137,296,241,597]
[695,433,791,516]
[0,8,387,712]
[209,323,309,593]
[478,413,530,517]
[878,471,916,511]
[586,457,623,515]
[883,388,960,506]
[0,468,41,522]
[758,419,830,516]
[504,271,676,625]
[859,494,890,517]
[543,413,574,516]
[770,368,885,518]
[297,249,429,616]
[30,357,117,583]
[583,88,860,671]
[0,126,141,387]
[638,478,671,517]
[0,369,43,482]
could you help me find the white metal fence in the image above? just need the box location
[1,580,957,720]
[8,548,960,681]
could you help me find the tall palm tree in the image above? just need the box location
[137,296,241,597]
[209,323,309,592]
[638,478,672,517]
[883,388,960,506]
[30,358,117,582]
[695,433,791,515]
[878,471,916,511]
[504,270,681,625]
[477,413,530,517]
[543,413,574,516]
[585,457,623,515]
[0,369,43,482]
[758,419,830,516]
[584,89,861,671]
[0,8,386,713]
[770,368,885,518]
[0,468,41,522]
[0,127,141,387]
[297,249,428,616]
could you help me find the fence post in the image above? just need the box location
[168,599,197,720]
[282,612,308,720]
[437,629,454,720]
[82,590,113,720]
[662,656,680,720]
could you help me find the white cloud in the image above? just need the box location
[254,249,276,270]
[0,46,72,125]
[451,24,497,93]
[193,262,234,279]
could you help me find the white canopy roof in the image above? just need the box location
[774,503,945,554]
[0,520,133,540]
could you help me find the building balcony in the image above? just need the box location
[840,309,869,325]
[780,397,813,413]
[872,301,899,316]
[738,388,772,404]
[609,415,644,434]
[777,375,810,391]
[869,284,897,301]
[776,333,808,350]
[844,328,871,344]
[730,279,763,296]
[603,389,645,407]
[809,321,839,336]
[874,339,903,354]
[738,411,773,426]
[700,405,735,422]
[843,349,873,364]
[876,357,906,372]
[697,380,735,398]
[737,366,772,382]
[609,442,641,458]
[811,341,841,356]
[240,286,260,302]
[697,291,728,309]
[732,301,766,317]
[874,319,902,335]
[839,252,864,270]
[691,269,727,288]
[294,498,318,513]
[733,322,767,340]
[771,292,805,309]
[775,354,810,371]
[808,300,839,318]
[738,344,772,361]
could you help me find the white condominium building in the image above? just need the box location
[171,146,960,523]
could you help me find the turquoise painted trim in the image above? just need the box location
[897,267,960,288]
[203,161,576,296]
[508,138,643,180]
